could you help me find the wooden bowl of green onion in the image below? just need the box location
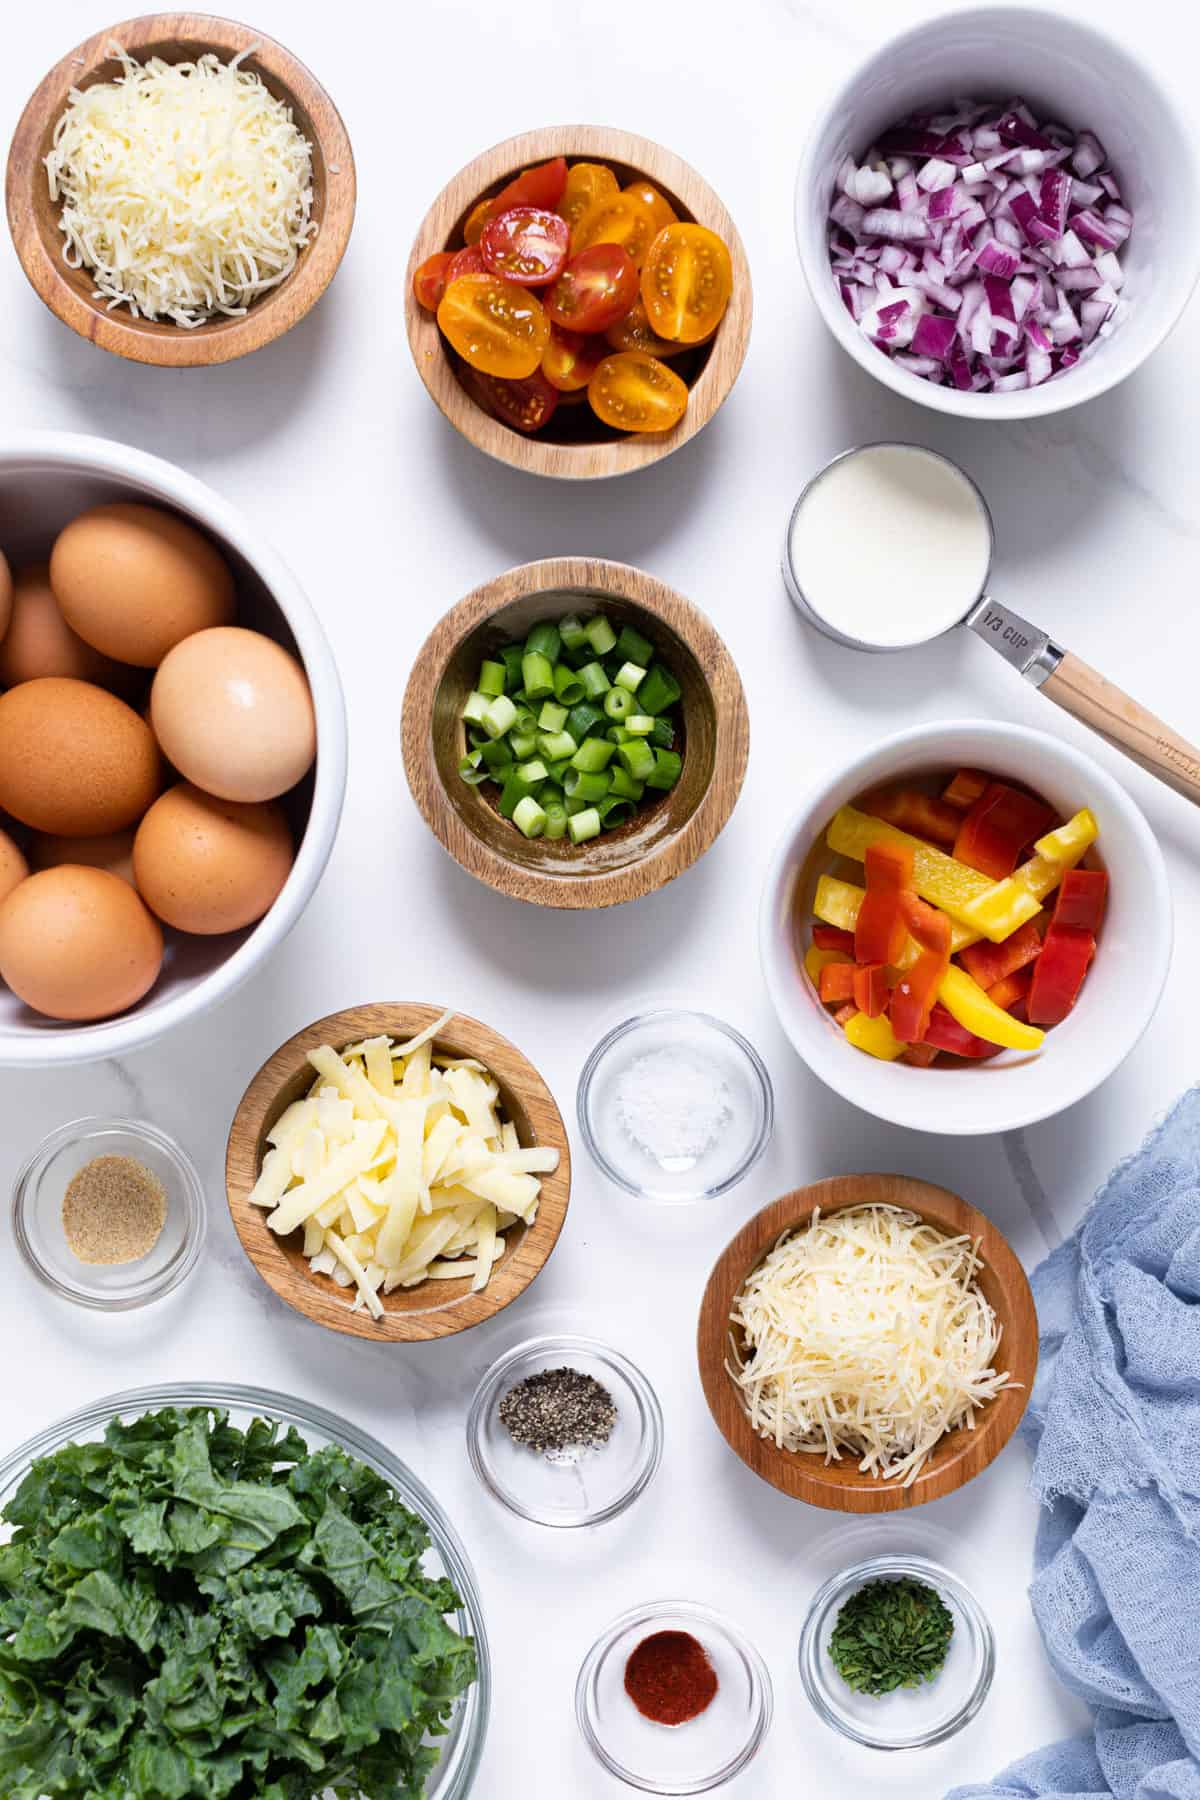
[401,557,749,909]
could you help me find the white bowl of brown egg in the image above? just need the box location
[0,432,346,1066]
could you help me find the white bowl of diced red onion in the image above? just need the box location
[796,6,1200,415]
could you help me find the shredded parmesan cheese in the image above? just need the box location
[729,1204,1018,1486]
[46,44,317,326]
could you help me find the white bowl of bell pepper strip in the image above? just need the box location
[759,720,1171,1135]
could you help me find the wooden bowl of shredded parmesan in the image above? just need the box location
[6,15,355,365]
[697,1174,1037,1512]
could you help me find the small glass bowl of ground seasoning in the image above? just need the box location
[467,1335,663,1528]
[799,1553,995,1750]
[577,1600,772,1793]
[12,1116,206,1310]
[577,1010,774,1204]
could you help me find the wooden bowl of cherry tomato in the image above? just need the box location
[404,127,752,480]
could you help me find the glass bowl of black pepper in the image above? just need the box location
[11,1115,207,1310]
[798,1552,995,1750]
[466,1334,663,1528]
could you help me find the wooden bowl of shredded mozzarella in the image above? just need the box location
[6,15,355,365]
[697,1175,1037,1512]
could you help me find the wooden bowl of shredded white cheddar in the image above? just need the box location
[6,15,356,366]
[225,1003,571,1343]
[697,1174,1037,1513]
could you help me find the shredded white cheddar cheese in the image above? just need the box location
[249,1017,557,1321]
[46,44,317,326]
[728,1204,1017,1486]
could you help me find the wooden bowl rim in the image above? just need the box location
[6,12,357,367]
[400,555,750,909]
[225,1001,571,1342]
[403,124,752,480]
[696,1174,1037,1513]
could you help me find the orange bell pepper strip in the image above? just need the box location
[1027,869,1108,1025]
[812,923,856,955]
[953,782,1058,880]
[942,768,989,811]
[890,894,951,1044]
[833,1002,858,1027]
[959,919,1042,990]
[861,786,961,848]
[804,944,851,986]
[818,962,856,1005]
[852,963,890,1018]
[854,842,914,965]
[986,965,1034,1014]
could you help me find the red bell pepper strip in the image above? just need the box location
[923,1004,1004,1059]
[901,1041,940,1067]
[852,963,889,1018]
[818,962,856,1005]
[986,964,1034,1014]
[861,786,961,848]
[833,1002,858,1027]
[958,919,1042,990]
[889,893,951,1044]
[812,924,856,955]
[942,768,990,811]
[855,842,915,966]
[954,782,1059,881]
[1027,869,1106,1025]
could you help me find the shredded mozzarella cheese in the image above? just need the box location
[46,44,317,326]
[729,1204,1017,1486]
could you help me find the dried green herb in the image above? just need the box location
[828,1576,954,1696]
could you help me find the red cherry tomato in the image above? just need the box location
[493,156,569,213]
[545,245,639,334]
[541,326,607,392]
[412,251,454,312]
[472,369,561,433]
[480,207,569,287]
[446,245,486,283]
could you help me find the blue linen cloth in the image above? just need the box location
[948,1088,1200,1800]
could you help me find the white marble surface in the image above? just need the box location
[2,1,1198,1793]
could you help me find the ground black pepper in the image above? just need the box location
[498,1366,617,1463]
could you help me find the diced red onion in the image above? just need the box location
[826,98,1131,394]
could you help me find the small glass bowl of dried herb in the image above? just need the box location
[798,1553,995,1751]
[466,1334,663,1528]
[12,1116,206,1310]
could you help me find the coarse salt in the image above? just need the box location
[615,1049,732,1171]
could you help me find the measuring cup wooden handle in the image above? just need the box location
[1041,651,1200,804]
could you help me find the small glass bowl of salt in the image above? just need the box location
[577,1010,774,1204]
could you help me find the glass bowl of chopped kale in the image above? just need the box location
[0,1383,489,1799]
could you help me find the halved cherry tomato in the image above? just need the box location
[641,223,733,343]
[604,298,687,358]
[560,162,619,247]
[463,198,498,245]
[412,251,454,312]
[437,274,549,379]
[480,207,569,287]
[446,245,486,283]
[588,351,688,433]
[493,156,568,213]
[541,326,607,392]
[623,180,677,235]
[573,186,674,268]
[545,245,639,333]
[472,369,560,433]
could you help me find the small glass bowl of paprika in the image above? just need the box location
[576,1599,772,1793]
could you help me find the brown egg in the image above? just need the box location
[0,678,161,835]
[0,562,133,689]
[0,826,28,903]
[151,626,316,803]
[30,829,136,887]
[0,865,162,1020]
[0,550,12,641]
[133,783,293,934]
[50,503,236,667]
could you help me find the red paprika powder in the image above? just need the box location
[624,1630,718,1726]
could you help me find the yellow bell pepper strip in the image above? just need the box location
[826,806,994,928]
[804,944,852,986]
[956,810,1098,943]
[813,874,979,959]
[937,964,1046,1051]
[845,1011,906,1060]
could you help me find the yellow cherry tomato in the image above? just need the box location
[463,198,498,245]
[623,180,677,234]
[604,298,688,359]
[573,185,674,268]
[587,351,689,433]
[560,162,619,247]
[641,223,733,343]
[437,273,549,378]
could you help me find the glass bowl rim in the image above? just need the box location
[11,1114,208,1309]
[0,1379,491,1800]
[797,1551,995,1750]
[466,1333,664,1528]
[575,1596,774,1794]
[575,1009,775,1203]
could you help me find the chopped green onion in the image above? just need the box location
[521,651,555,700]
[646,747,682,790]
[459,751,488,786]
[478,660,507,698]
[637,663,681,715]
[624,714,655,736]
[651,716,675,749]
[616,623,654,666]
[617,739,656,782]
[570,737,616,773]
[558,614,587,651]
[482,694,518,740]
[608,767,644,801]
[577,661,611,699]
[537,729,578,762]
[545,759,571,784]
[537,700,568,733]
[499,643,525,690]
[542,796,568,839]
[603,686,635,722]
[568,806,602,844]
[598,796,635,827]
[564,768,610,802]
[461,690,490,726]
[498,772,536,818]
[479,738,512,771]
[564,793,591,816]
[566,701,605,742]
[516,759,549,786]
[509,730,537,760]
[552,663,585,705]
[525,621,561,662]
[614,661,646,693]
[513,795,547,838]
[584,615,617,655]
